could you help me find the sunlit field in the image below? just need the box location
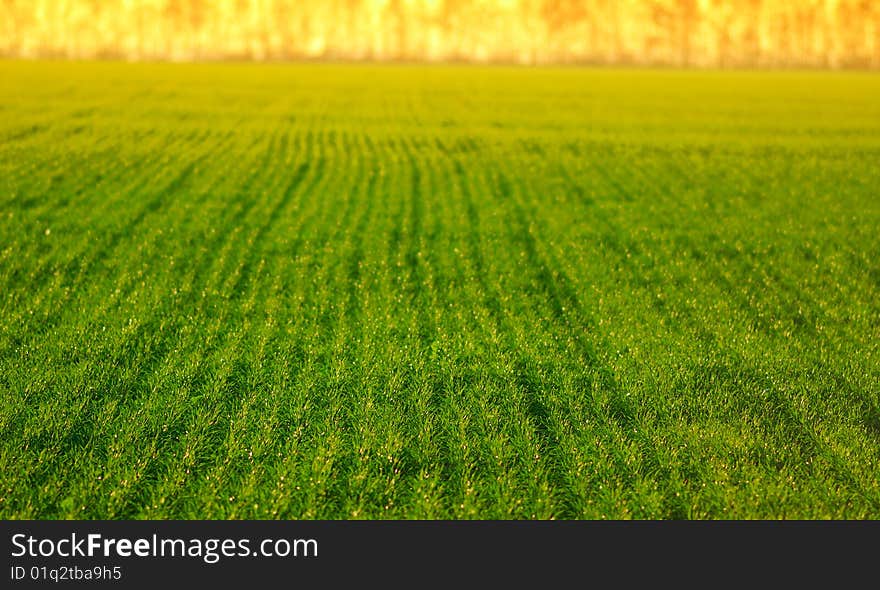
[1,62,879,519]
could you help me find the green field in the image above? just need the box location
[1,62,879,519]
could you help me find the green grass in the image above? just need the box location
[1,62,879,519]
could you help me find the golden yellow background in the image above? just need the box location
[2,0,878,67]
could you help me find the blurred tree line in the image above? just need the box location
[1,0,878,67]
